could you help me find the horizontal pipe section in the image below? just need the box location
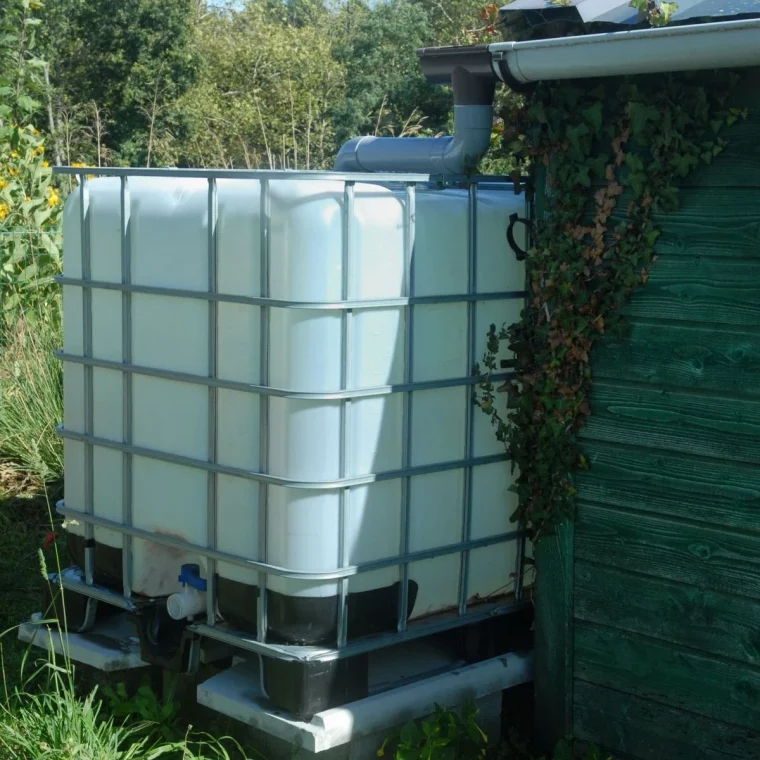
[51,574,136,611]
[57,500,524,581]
[55,276,524,310]
[57,352,511,401]
[57,427,508,489]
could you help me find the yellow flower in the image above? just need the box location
[0,202,9,222]
[11,151,19,159]
[42,161,50,168]
[48,187,61,208]
[33,128,40,136]
[70,162,86,168]
[8,168,18,177]
[25,196,31,202]
[31,1,42,9]
[36,145,45,156]
[0,180,7,190]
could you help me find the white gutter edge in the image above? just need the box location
[488,17,760,83]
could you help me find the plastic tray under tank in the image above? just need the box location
[60,173,529,650]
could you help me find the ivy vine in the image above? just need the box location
[476,70,748,540]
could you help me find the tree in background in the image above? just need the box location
[40,0,198,166]
[180,1,344,168]
[330,0,452,146]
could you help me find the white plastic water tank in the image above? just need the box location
[60,174,526,640]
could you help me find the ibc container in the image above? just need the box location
[57,170,529,715]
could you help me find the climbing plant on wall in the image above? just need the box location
[475,70,748,540]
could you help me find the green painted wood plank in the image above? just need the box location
[574,441,760,532]
[575,503,760,600]
[582,381,760,466]
[574,681,760,760]
[624,255,760,326]
[575,623,760,732]
[605,188,760,258]
[593,320,760,396]
[534,523,574,753]
[574,562,760,667]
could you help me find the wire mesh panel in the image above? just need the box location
[54,166,529,664]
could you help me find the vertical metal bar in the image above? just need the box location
[120,177,133,599]
[397,183,416,633]
[206,178,219,625]
[80,175,95,587]
[257,179,271,643]
[336,182,354,648]
[458,183,478,616]
[514,184,532,604]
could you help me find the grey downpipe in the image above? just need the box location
[334,65,496,175]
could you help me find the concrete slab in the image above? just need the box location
[197,650,534,755]
[18,612,148,672]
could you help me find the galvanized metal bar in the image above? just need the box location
[56,501,524,581]
[336,181,355,648]
[55,276,525,310]
[57,352,512,401]
[58,427,506,489]
[120,176,133,599]
[257,178,271,644]
[190,597,530,664]
[206,178,219,626]
[79,175,95,587]
[53,166,434,183]
[54,575,136,611]
[458,183,478,616]
[397,183,416,633]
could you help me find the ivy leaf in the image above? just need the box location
[582,102,604,135]
[628,101,660,138]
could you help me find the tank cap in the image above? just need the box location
[178,563,207,591]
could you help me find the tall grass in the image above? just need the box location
[0,307,63,484]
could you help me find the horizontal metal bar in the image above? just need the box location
[52,574,136,611]
[55,276,525,310]
[57,352,512,401]
[56,500,524,580]
[189,597,531,663]
[54,166,435,183]
[57,427,508,489]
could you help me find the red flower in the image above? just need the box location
[42,532,60,550]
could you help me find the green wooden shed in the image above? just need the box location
[489,3,760,758]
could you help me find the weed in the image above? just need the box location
[0,310,63,485]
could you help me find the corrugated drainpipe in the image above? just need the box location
[334,46,496,175]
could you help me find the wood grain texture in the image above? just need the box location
[574,440,760,532]
[575,623,760,732]
[593,319,760,395]
[582,381,760,466]
[534,523,574,753]
[575,502,760,600]
[574,562,760,667]
[574,681,760,760]
[625,255,760,326]
[605,188,760,258]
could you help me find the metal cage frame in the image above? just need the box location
[52,166,530,665]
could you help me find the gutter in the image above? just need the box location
[488,17,760,84]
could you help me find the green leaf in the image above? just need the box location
[629,101,660,137]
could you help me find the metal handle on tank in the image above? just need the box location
[507,213,532,261]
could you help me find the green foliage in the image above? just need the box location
[180,1,345,169]
[629,0,678,27]
[476,71,748,539]
[41,0,198,166]
[0,313,63,483]
[330,0,451,146]
[0,0,62,319]
[378,702,488,760]
[104,679,180,741]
